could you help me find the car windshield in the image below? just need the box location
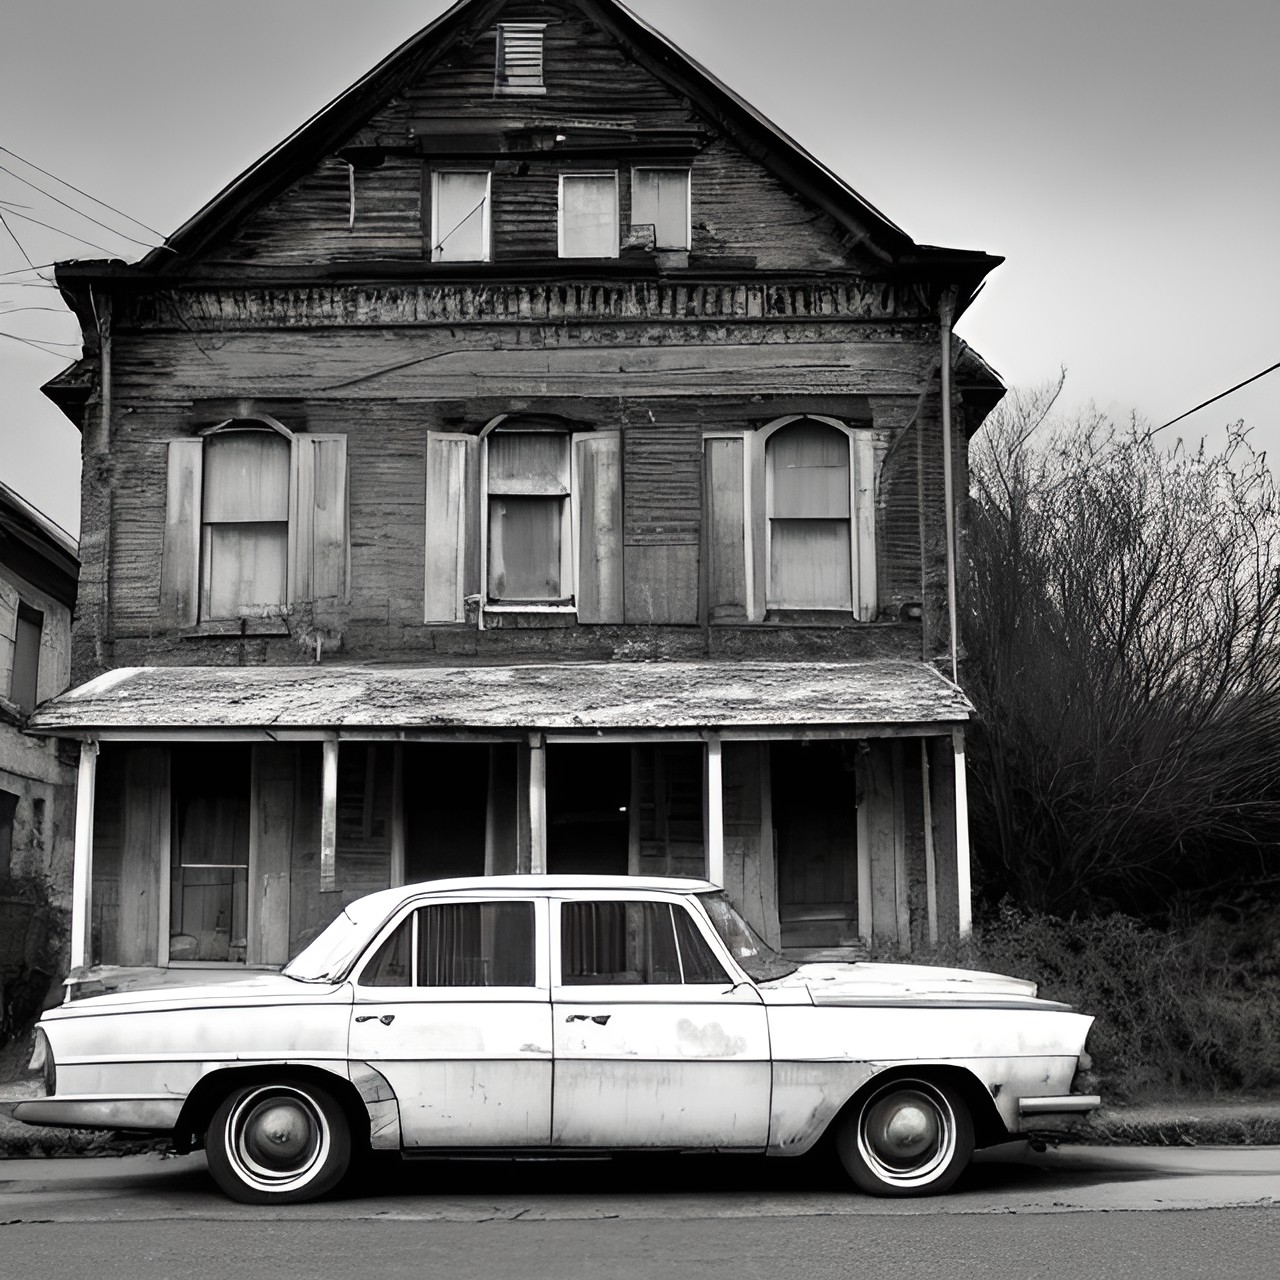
[699,891,798,982]
[283,909,373,983]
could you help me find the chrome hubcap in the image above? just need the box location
[225,1086,330,1193]
[856,1080,957,1189]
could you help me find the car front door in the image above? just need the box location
[550,893,771,1150]
[348,895,552,1148]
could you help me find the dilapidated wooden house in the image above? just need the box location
[34,0,1004,993]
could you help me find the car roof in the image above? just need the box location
[345,874,719,921]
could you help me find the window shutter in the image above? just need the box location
[159,439,203,627]
[0,578,18,697]
[703,435,750,622]
[290,435,349,604]
[572,431,623,623]
[424,432,478,623]
[852,432,878,621]
[495,23,546,94]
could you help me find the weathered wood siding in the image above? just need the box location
[198,0,854,274]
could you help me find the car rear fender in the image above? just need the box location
[172,1062,385,1154]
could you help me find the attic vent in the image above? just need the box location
[495,23,546,95]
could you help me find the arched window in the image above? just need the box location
[765,418,853,611]
[200,422,291,619]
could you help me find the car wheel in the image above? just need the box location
[836,1076,974,1197]
[206,1079,351,1205]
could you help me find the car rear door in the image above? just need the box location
[549,892,771,1150]
[348,894,552,1148]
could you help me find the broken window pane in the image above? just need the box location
[631,169,690,250]
[560,174,618,258]
[432,171,490,262]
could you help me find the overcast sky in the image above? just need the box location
[2,0,1277,539]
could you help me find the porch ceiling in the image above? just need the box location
[28,660,971,735]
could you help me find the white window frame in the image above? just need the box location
[430,170,492,264]
[479,417,576,612]
[557,172,619,259]
[759,415,877,620]
[629,167,692,250]
[198,417,294,623]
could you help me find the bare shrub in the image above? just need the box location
[963,376,1280,915]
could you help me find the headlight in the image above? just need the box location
[29,1028,55,1097]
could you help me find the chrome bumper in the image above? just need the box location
[13,1095,184,1131]
[1018,1094,1101,1117]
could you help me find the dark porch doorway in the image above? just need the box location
[546,743,631,875]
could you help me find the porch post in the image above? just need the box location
[952,727,972,937]
[705,733,724,887]
[921,739,938,945]
[69,739,98,971]
[320,738,339,893]
[528,733,547,874]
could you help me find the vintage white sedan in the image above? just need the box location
[18,876,1098,1203]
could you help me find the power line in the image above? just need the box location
[0,262,57,279]
[1155,360,1280,433]
[0,203,122,257]
[0,143,165,238]
[0,329,80,356]
[0,206,36,273]
[0,160,161,251]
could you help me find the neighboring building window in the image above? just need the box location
[559,173,619,258]
[0,788,17,875]
[486,425,573,603]
[359,902,536,987]
[765,418,853,610]
[170,745,252,964]
[495,22,546,95]
[201,429,291,620]
[631,168,691,250]
[10,602,42,712]
[560,901,729,985]
[430,171,491,262]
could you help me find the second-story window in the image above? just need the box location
[430,171,491,263]
[200,429,291,620]
[630,169,691,250]
[486,426,573,603]
[766,419,853,611]
[559,173,618,259]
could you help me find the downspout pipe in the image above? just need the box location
[939,295,959,683]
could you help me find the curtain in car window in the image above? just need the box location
[417,902,535,987]
[561,901,683,984]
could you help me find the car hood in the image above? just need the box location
[763,961,1053,1007]
[47,973,345,1018]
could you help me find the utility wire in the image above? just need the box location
[0,143,165,238]
[0,207,36,273]
[0,160,161,251]
[1156,360,1280,433]
[0,203,122,257]
[0,262,57,279]
[0,329,80,356]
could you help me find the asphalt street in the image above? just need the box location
[2,1143,1278,1279]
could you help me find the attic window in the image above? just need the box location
[495,23,546,95]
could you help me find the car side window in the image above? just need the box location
[358,901,536,988]
[560,901,729,986]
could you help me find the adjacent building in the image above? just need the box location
[31,0,1004,994]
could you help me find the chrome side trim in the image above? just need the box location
[13,1095,184,1131]
[1018,1094,1101,1116]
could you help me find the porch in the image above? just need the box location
[27,661,974,989]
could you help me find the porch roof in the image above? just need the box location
[28,660,972,736]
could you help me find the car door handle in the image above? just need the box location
[356,1014,395,1025]
[566,1014,610,1025]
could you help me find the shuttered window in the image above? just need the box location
[487,430,572,602]
[431,171,491,262]
[495,23,546,95]
[201,431,290,620]
[559,174,619,258]
[159,422,348,628]
[766,420,853,611]
[631,169,691,250]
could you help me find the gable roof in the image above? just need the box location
[57,0,1000,296]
